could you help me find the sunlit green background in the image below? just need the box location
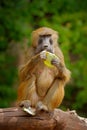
[0,0,87,117]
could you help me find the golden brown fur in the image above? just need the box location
[17,27,71,111]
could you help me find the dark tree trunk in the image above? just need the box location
[0,107,87,130]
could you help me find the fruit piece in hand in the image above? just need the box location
[43,51,59,68]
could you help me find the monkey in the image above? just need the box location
[16,27,71,113]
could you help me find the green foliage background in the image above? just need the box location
[0,0,87,116]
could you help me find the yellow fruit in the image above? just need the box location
[44,51,58,68]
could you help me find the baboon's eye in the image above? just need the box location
[49,39,53,45]
[38,38,43,45]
